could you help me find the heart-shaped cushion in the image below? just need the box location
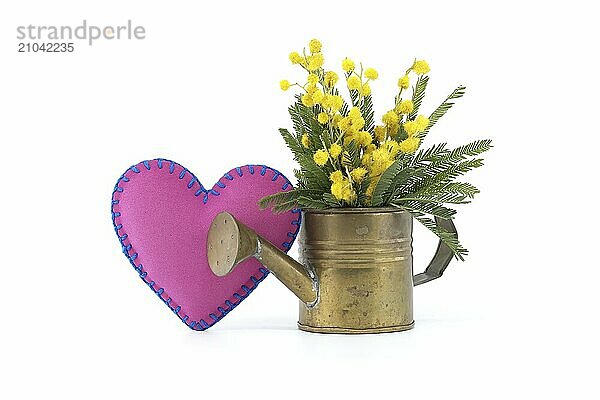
[111,159,300,330]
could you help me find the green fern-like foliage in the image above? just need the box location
[260,41,492,259]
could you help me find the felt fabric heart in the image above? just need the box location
[111,159,300,330]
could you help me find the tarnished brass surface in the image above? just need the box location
[207,212,258,277]
[207,212,317,304]
[255,237,318,306]
[207,208,456,334]
[297,208,414,333]
[297,321,414,334]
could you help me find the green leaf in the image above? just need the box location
[371,158,407,206]
[297,196,329,210]
[405,140,492,196]
[408,75,429,120]
[279,128,304,160]
[356,175,372,207]
[393,200,457,219]
[345,71,360,108]
[412,158,485,194]
[271,201,300,213]
[396,206,468,260]
[295,153,330,191]
[258,189,322,211]
[342,141,361,169]
[420,86,466,139]
[439,182,480,199]
[417,181,480,200]
[322,192,341,208]
[361,94,375,133]
[288,97,309,140]
[438,139,492,164]
[412,142,449,165]
[394,190,472,205]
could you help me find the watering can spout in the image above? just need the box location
[207,212,318,306]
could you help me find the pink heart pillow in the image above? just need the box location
[111,159,300,330]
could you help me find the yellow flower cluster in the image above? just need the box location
[309,39,322,53]
[321,94,343,112]
[330,170,356,202]
[412,60,430,75]
[338,107,373,148]
[313,149,329,166]
[281,39,434,205]
[342,57,355,72]
[398,75,410,89]
[301,134,310,148]
[282,39,348,121]
[288,39,325,72]
[279,80,291,91]
[329,143,342,158]
[393,60,429,91]
[342,59,377,97]
[364,68,378,80]
[361,141,400,196]
[374,110,429,156]
[396,100,414,115]
[347,75,361,90]
[324,71,339,87]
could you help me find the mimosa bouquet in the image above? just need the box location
[259,39,491,259]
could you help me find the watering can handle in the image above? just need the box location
[413,217,457,286]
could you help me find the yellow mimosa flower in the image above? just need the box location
[398,75,410,89]
[329,143,342,158]
[347,75,361,90]
[289,51,303,64]
[313,149,329,166]
[330,170,344,183]
[374,125,387,142]
[350,167,368,182]
[317,112,329,124]
[364,68,378,80]
[312,90,324,104]
[360,83,371,96]
[309,39,322,54]
[382,110,399,126]
[324,71,339,87]
[301,134,310,148]
[415,115,430,131]
[307,53,324,71]
[348,107,362,119]
[399,137,421,153]
[301,93,314,107]
[403,120,420,136]
[383,140,400,158]
[396,100,414,114]
[412,60,430,75]
[342,57,355,72]
[357,131,373,147]
[279,80,291,91]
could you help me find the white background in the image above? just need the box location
[1,0,598,398]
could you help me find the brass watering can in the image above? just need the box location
[207,208,456,334]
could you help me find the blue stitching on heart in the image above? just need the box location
[111,159,301,331]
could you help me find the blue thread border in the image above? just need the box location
[111,158,301,330]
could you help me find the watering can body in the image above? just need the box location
[207,208,455,334]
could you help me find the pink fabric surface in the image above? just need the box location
[111,159,300,330]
